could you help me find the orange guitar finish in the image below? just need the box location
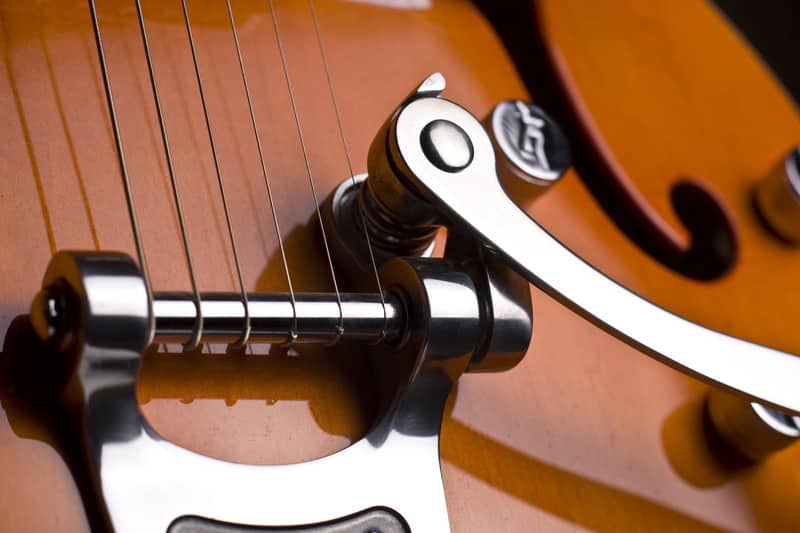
[0,0,797,531]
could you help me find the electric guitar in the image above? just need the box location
[1,0,798,531]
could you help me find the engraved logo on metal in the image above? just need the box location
[493,100,570,184]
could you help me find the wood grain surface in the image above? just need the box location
[0,0,797,531]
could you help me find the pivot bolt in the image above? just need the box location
[485,100,570,200]
[707,389,800,461]
[420,119,474,172]
[754,147,800,244]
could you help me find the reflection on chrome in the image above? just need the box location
[35,252,485,531]
[380,74,800,414]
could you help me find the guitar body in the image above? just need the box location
[0,0,797,531]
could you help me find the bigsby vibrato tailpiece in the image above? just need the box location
[29,73,800,532]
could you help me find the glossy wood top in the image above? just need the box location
[531,0,800,352]
[0,0,797,531]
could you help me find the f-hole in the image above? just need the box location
[669,181,737,280]
[473,0,739,282]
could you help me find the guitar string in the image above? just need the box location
[224,0,298,344]
[307,0,387,340]
[135,0,203,351]
[181,0,251,348]
[267,0,344,343]
[87,0,155,339]
[89,1,376,347]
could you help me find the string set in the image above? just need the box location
[87,0,155,340]
[86,0,387,348]
[134,0,203,350]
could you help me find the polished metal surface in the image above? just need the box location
[465,249,533,373]
[37,251,151,361]
[357,72,800,414]
[420,119,474,172]
[322,174,437,282]
[169,509,409,533]
[32,282,402,348]
[324,181,533,374]
[708,389,800,461]
[35,251,482,532]
[444,234,533,373]
[182,0,253,348]
[485,100,570,191]
[153,291,402,345]
[754,147,800,244]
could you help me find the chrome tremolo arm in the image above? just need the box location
[347,72,800,417]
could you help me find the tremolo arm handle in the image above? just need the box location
[370,73,800,414]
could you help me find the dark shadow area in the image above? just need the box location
[711,0,800,106]
[0,315,113,532]
[0,316,71,445]
[669,181,738,280]
[660,394,752,488]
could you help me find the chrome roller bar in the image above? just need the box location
[153,291,402,345]
[30,252,403,350]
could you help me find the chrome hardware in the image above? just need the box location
[444,234,533,373]
[153,292,401,345]
[322,174,437,283]
[334,72,800,416]
[29,70,800,531]
[754,147,800,244]
[33,164,535,530]
[484,100,570,196]
[707,389,800,461]
[31,254,402,349]
[33,250,491,531]
[420,119,474,172]
[34,251,152,362]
